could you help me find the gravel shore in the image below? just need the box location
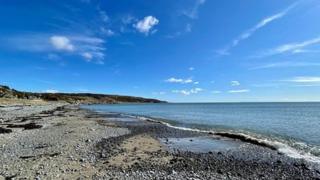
[0,104,319,179]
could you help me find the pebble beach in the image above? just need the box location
[0,104,319,179]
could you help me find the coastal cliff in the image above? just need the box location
[0,85,165,104]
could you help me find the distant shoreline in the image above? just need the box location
[0,85,165,105]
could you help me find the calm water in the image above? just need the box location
[82,103,320,161]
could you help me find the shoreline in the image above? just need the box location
[0,104,319,179]
[86,108,320,163]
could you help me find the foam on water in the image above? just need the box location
[134,115,320,163]
[82,103,320,164]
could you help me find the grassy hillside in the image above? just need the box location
[0,85,165,104]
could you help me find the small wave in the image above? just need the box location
[87,109,320,164]
[134,114,320,164]
[214,132,277,150]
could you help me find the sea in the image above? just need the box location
[82,102,320,163]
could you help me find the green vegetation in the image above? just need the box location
[0,85,165,104]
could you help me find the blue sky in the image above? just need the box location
[1,0,320,102]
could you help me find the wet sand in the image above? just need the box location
[0,104,319,179]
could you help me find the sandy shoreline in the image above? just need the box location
[0,104,319,179]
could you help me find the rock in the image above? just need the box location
[276,160,282,164]
[0,127,12,134]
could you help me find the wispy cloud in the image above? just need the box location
[54,35,105,64]
[183,0,206,19]
[122,15,137,25]
[172,88,203,95]
[217,2,297,55]
[212,90,221,94]
[257,36,320,57]
[99,10,109,23]
[228,89,250,93]
[251,61,320,70]
[166,23,193,39]
[100,27,115,36]
[152,91,166,95]
[283,76,320,83]
[81,52,93,61]
[166,77,194,84]
[119,14,138,33]
[231,81,240,86]
[3,34,106,64]
[134,16,159,35]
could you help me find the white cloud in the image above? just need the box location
[166,77,194,84]
[231,81,240,86]
[50,36,74,51]
[189,67,195,71]
[72,36,105,44]
[101,27,115,36]
[218,2,297,55]
[122,15,137,25]
[134,16,159,35]
[49,35,106,63]
[172,88,203,96]
[3,33,105,64]
[212,90,221,94]
[284,76,320,83]
[193,81,199,85]
[44,89,59,93]
[152,91,166,95]
[233,13,286,47]
[119,15,138,33]
[81,52,93,61]
[259,37,320,57]
[99,10,109,23]
[68,36,105,63]
[251,62,320,70]
[183,0,206,19]
[228,89,250,93]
